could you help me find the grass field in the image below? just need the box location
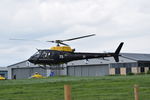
[0,75,150,100]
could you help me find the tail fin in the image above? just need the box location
[113,42,124,62]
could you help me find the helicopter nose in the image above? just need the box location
[28,57,33,63]
[28,56,36,63]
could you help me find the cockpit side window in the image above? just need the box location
[40,51,52,58]
[41,51,47,58]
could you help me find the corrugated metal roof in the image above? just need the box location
[121,53,150,61]
[0,67,8,71]
[7,60,28,67]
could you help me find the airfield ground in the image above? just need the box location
[0,75,150,100]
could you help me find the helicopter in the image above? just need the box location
[27,34,124,67]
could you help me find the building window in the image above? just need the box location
[141,67,145,73]
[115,68,120,74]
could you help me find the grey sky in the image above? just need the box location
[0,0,150,66]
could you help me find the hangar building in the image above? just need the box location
[7,61,66,79]
[7,53,150,79]
[67,53,150,76]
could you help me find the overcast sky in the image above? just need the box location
[0,0,150,66]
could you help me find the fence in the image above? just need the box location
[64,84,149,100]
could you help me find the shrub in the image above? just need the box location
[147,70,150,74]
[127,72,134,75]
[136,72,146,75]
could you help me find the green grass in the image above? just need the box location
[0,75,150,100]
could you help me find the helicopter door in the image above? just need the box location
[47,51,59,60]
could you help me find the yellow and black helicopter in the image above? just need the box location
[25,34,124,67]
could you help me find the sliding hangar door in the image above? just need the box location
[67,64,109,76]
[12,67,46,79]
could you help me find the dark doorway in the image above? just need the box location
[126,67,131,74]
[141,67,145,73]
[115,68,120,74]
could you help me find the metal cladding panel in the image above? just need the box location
[12,68,30,79]
[12,67,46,79]
[74,67,81,76]
[67,66,75,76]
[88,66,96,76]
[81,66,89,76]
[96,65,109,76]
[67,64,109,76]
[88,65,109,76]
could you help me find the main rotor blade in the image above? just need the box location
[62,34,96,42]
[46,40,55,43]
[9,38,40,42]
[59,42,69,46]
